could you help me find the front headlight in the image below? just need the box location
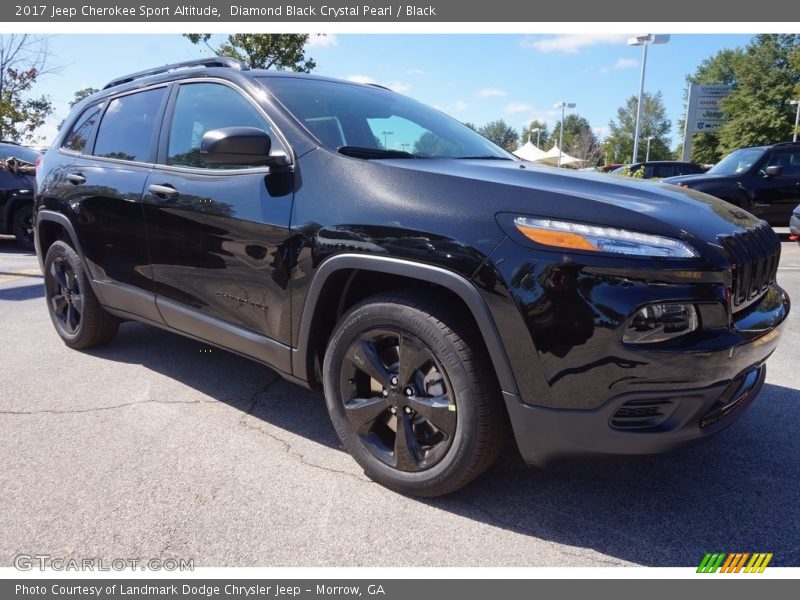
[513,217,698,258]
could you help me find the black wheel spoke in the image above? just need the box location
[344,396,388,434]
[398,333,430,387]
[394,412,421,471]
[407,394,456,435]
[346,339,391,386]
[51,294,67,316]
[66,304,78,332]
[50,261,67,289]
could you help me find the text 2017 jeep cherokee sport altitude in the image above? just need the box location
[35,59,789,496]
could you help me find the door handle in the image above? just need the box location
[148,184,179,200]
[66,173,85,185]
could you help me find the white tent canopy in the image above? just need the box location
[513,141,548,162]
[538,144,581,167]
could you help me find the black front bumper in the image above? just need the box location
[504,362,767,465]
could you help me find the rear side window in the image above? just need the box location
[93,88,167,162]
[767,148,800,175]
[166,82,277,169]
[62,104,102,153]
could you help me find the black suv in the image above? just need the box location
[664,142,800,226]
[35,59,789,496]
[1,141,41,248]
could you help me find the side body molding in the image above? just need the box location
[292,253,520,395]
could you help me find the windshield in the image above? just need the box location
[260,77,515,160]
[707,148,764,175]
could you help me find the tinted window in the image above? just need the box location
[0,143,41,163]
[167,83,275,169]
[767,148,800,176]
[653,164,677,178]
[62,104,101,153]
[708,148,764,175]
[93,88,166,162]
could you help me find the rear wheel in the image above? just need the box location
[43,240,118,349]
[323,290,506,497]
[12,204,34,249]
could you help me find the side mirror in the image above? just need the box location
[200,127,288,167]
[764,165,783,177]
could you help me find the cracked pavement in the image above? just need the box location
[1,236,799,567]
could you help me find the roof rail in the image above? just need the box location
[103,57,249,90]
[773,141,800,146]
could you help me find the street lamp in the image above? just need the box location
[529,127,542,147]
[791,100,800,142]
[645,136,654,162]
[628,34,670,163]
[381,130,394,148]
[553,101,576,167]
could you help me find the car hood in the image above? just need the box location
[662,173,733,185]
[372,158,761,244]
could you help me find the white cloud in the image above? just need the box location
[307,34,338,48]
[477,87,507,98]
[454,100,468,112]
[346,74,377,85]
[506,102,533,114]
[593,126,610,139]
[520,34,630,54]
[601,57,638,73]
[405,68,425,75]
[387,81,411,93]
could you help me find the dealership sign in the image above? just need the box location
[686,84,732,133]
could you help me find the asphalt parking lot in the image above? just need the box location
[1,235,798,568]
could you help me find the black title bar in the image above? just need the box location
[5,0,800,22]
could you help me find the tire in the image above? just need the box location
[323,290,507,497]
[43,240,119,349]
[11,204,34,250]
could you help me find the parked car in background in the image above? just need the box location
[599,163,624,173]
[790,204,800,242]
[612,161,706,179]
[664,142,800,226]
[35,58,789,496]
[0,141,40,249]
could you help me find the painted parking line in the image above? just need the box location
[0,268,43,284]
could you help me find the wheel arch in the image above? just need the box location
[293,254,519,397]
[35,210,85,270]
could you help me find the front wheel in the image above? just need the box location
[323,290,506,497]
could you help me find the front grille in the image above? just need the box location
[610,399,675,430]
[718,223,780,309]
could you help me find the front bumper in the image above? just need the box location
[505,363,767,465]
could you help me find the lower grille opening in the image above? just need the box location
[699,368,762,429]
[611,399,675,430]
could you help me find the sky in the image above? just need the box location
[32,33,756,149]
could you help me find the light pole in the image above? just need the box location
[553,101,576,167]
[529,127,541,147]
[791,100,800,142]
[381,130,393,148]
[627,34,670,163]
[645,136,654,162]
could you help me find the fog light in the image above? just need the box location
[623,303,698,343]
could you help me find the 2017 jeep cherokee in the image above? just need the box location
[35,58,790,496]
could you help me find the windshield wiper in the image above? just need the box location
[338,146,419,159]
[453,155,514,160]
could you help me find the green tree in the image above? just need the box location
[477,119,519,152]
[520,119,550,148]
[682,35,800,162]
[462,121,477,131]
[183,34,318,72]
[606,91,672,163]
[0,35,56,142]
[413,132,458,156]
[550,114,598,164]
